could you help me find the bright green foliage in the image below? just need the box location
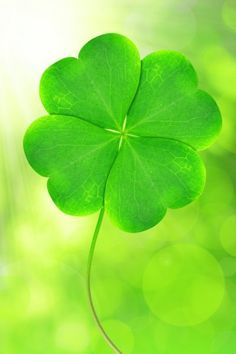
[25,115,119,215]
[126,51,221,151]
[24,33,221,232]
[105,137,205,232]
[39,34,140,130]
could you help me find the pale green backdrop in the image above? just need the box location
[0,0,236,353]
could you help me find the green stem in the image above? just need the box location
[87,207,122,354]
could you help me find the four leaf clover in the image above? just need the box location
[24,33,221,232]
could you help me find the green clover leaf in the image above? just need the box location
[23,33,222,353]
[24,33,221,233]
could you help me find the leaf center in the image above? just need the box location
[105,117,138,149]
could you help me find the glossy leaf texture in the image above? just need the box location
[39,33,141,131]
[105,137,205,232]
[126,51,221,151]
[24,33,222,232]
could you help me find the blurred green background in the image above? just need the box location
[0,0,236,353]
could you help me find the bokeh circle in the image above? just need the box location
[220,215,236,257]
[143,243,225,326]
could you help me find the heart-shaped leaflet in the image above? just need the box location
[24,33,222,353]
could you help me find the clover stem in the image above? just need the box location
[87,207,122,354]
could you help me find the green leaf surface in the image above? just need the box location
[24,115,119,215]
[40,33,141,130]
[126,51,222,150]
[23,33,222,232]
[105,137,205,232]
